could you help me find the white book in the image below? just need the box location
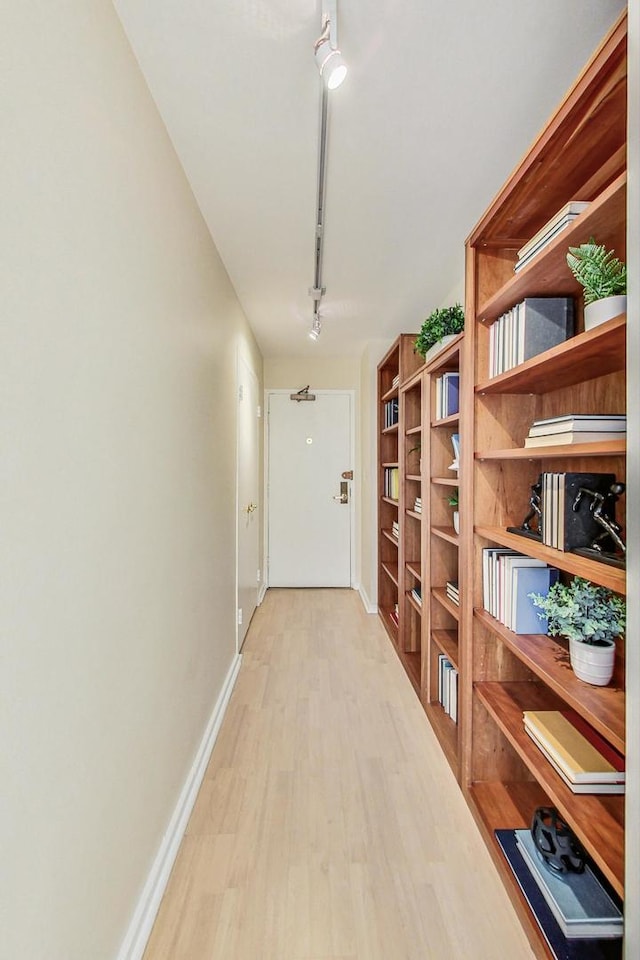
[525,431,626,447]
[517,201,590,260]
[529,414,626,435]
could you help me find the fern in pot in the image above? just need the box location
[566,238,626,331]
[529,577,625,686]
[415,304,464,362]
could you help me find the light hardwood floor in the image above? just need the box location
[143,588,535,959]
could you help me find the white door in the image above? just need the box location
[267,391,352,587]
[237,355,260,650]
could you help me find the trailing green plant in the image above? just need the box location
[446,488,459,508]
[566,238,627,305]
[529,576,625,646]
[415,304,464,357]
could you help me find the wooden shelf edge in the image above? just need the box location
[381,529,399,547]
[405,561,422,582]
[431,413,460,429]
[476,439,626,460]
[474,525,626,594]
[406,592,423,616]
[380,562,399,587]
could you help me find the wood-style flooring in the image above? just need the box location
[143,588,535,959]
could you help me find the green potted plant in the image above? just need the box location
[447,488,459,534]
[415,304,464,362]
[566,238,627,330]
[529,577,625,686]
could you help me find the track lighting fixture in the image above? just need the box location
[309,315,322,341]
[314,1,347,90]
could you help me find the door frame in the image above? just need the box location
[264,389,356,589]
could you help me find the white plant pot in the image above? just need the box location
[569,636,615,686]
[584,295,627,331]
[422,334,457,364]
[452,511,460,534]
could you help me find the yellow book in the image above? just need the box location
[523,710,624,783]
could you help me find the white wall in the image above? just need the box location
[0,4,261,958]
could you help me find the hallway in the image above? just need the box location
[144,589,535,959]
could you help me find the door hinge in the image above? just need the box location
[257,404,262,418]
[237,608,243,625]
[257,568,261,583]
[238,384,244,402]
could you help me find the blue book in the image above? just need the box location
[495,830,622,960]
[512,565,559,634]
[442,372,459,417]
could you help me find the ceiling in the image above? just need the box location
[113,0,624,359]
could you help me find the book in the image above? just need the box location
[449,433,460,471]
[440,372,459,418]
[525,432,626,447]
[523,711,625,784]
[515,828,623,939]
[528,415,626,436]
[524,727,625,794]
[516,298,575,366]
[517,202,591,260]
[511,564,559,634]
[495,830,622,960]
[540,472,616,552]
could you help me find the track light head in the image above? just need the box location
[309,316,322,341]
[314,38,347,89]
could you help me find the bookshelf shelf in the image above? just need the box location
[405,561,421,582]
[475,525,626,594]
[424,701,458,770]
[431,476,459,487]
[477,174,626,325]
[431,413,460,429]
[407,593,423,616]
[476,439,626,460]
[431,525,458,546]
[432,587,460,622]
[475,315,625,395]
[431,629,459,670]
[381,562,399,587]
[474,608,625,752]
[475,680,624,897]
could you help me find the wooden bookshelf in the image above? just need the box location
[375,16,629,956]
[460,13,628,957]
[377,334,421,666]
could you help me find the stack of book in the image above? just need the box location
[434,372,459,419]
[384,467,399,500]
[438,655,458,722]
[446,580,459,606]
[482,547,558,633]
[383,397,399,428]
[523,710,625,794]
[514,201,590,274]
[497,827,622,959]
[525,414,626,448]
[391,373,400,389]
[489,297,574,377]
[389,602,399,627]
[539,471,615,551]
[413,496,422,514]
[410,584,422,607]
[391,520,399,540]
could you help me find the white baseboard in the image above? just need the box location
[257,582,267,605]
[117,652,242,960]
[358,584,377,614]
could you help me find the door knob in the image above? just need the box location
[333,480,349,504]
